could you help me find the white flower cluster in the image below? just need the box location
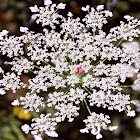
[0,30,24,57]
[31,114,58,138]
[0,0,140,139]
[19,92,45,113]
[47,88,87,122]
[5,57,34,75]
[0,72,25,93]
[121,42,140,65]
[82,5,113,32]
[80,112,118,139]
[121,42,140,92]
[88,90,135,115]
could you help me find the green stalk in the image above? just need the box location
[83,98,92,116]
[116,38,123,47]
[28,69,34,73]
[64,85,71,95]
[114,84,139,88]
[83,86,92,95]
[33,65,40,69]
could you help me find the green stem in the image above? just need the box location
[52,72,67,77]
[43,60,56,67]
[92,57,107,70]
[73,37,75,42]
[114,84,139,88]
[28,69,34,73]
[116,38,123,47]
[83,86,92,95]
[91,75,118,78]
[43,61,50,65]
[83,98,92,116]
[33,65,40,69]
[93,32,95,37]
[47,85,54,88]
[64,85,71,95]
[48,61,56,67]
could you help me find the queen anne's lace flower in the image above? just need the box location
[80,112,118,139]
[0,72,25,93]
[19,92,45,113]
[31,114,58,138]
[0,0,140,139]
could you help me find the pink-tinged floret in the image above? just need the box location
[76,66,84,73]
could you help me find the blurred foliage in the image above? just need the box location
[0,104,26,140]
[0,0,140,140]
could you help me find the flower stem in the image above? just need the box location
[92,57,107,70]
[114,84,139,88]
[64,85,71,95]
[33,65,40,69]
[83,98,92,116]
[83,86,92,95]
[116,38,123,47]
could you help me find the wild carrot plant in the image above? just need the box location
[0,0,140,139]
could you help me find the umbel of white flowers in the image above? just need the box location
[0,0,140,139]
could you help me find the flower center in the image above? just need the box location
[76,66,84,73]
